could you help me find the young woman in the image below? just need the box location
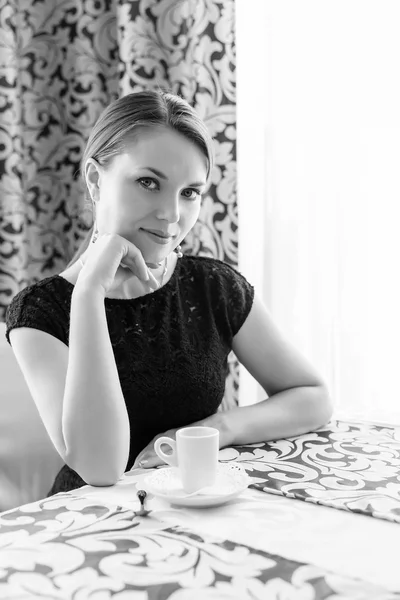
[5,90,332,495]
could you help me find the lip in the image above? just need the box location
[141,228,176,239]
[140,228,175,245]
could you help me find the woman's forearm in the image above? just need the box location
[63,282,130,486]
[220,385,333,447]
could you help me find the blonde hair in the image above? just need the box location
[67,89,214,267]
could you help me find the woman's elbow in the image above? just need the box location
[66,453,124,488]
[80,466,123,488]
[85,474,121,487]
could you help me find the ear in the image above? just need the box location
[84,158,102,203]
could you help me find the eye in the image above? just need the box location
[138,177,159,191]
[182,188,202,200]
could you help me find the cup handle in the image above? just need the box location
[154,436,178,467]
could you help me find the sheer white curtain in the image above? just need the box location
[236,0,400,426]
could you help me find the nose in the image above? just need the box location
[156,193,180,224]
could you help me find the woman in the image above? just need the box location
[5,90,332,495]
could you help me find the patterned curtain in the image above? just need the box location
[0,0,239,408]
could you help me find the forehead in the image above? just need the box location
[117,126,208,179]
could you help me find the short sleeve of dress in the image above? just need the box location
[205,259,255,340]
[5,280,69,347]
[221,263,255,336]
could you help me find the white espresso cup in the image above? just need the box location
[154,426,219,494]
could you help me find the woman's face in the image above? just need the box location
[86,126,208,265]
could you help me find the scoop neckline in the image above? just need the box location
[56,254,184,303]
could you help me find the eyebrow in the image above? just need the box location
[141,166,207,188]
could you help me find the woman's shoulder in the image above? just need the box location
[5,275,72,345]
[8,274,72,308]
[183,254,238,273]
[181,254,255,338]
[182,254,253,286]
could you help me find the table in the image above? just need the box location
[1,419,399,599]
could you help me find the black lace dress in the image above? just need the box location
[5,255,254,495]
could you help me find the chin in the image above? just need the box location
[128,230,181,268]
[141,247,168,267]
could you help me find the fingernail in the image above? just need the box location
[139,460,148,467]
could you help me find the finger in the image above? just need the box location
[122,264,159,290]
[139,456,164,468]
[146,270,160,290]
[137,450,156,465]
[131,450,153,470]
[120,243,149,282]
[137,450,164,468]
[131,453,146,469]
[123,256,149,282]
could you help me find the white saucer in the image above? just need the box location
[143,462,250,507]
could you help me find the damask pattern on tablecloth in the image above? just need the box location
[0,493,398,599]
[220,419,400,524]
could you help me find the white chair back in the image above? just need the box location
[0,322,64,511]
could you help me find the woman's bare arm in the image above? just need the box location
[61,281,130,485]
[10,234,157,487]
[223,292,333,445]
[10,284,130,487]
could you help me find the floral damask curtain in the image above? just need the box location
[0,0,239,407]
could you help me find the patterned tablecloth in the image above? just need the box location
[1,418,399,598]
[0,493,399,600]
[221,419,400,523]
